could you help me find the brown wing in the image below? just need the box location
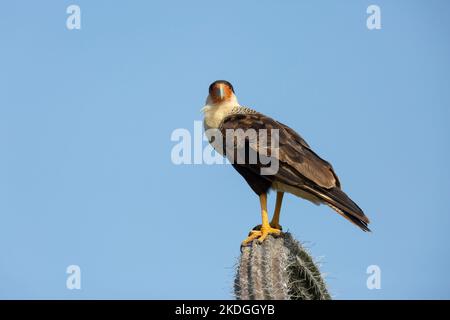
[276,120,311,148]
[219,112,370,230]
[220,113,339,189]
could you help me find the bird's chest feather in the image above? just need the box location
[203,106,231,130]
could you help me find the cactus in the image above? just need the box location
[234,232,331,300]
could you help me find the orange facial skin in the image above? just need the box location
[209,81,235,104]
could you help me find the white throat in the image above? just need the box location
[202,95,240,129]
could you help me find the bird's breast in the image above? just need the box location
[203,107,231,130]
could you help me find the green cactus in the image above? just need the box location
[234,232,331,300]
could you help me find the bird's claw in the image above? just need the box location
[241,225,282,247]
[252,223,283,231]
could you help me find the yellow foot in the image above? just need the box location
[271,223,282,230]
[241,225,281,246]
[252,223,283,231]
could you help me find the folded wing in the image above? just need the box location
[219,112,370,231]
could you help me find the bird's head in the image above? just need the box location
[206,80,237,106]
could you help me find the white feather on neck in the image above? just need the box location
[202,94,240,129]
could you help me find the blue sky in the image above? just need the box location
[0,0,449,299]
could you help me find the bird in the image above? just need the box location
[202,80,370,246]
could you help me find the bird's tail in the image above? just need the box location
[302,185,371,232]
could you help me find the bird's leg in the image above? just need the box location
[241,193,281,246]
[270,192,284,230]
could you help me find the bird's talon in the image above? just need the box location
[241,231,262,246]
[258,226,281,243]
[271,223,282,230]
[252,223,283,231]
[242,226,281,246]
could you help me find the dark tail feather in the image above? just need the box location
[338,208,371,232]
[302,185,371,232]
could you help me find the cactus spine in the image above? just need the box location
[234,232,331,300]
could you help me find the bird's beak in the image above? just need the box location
[215,85,225,100]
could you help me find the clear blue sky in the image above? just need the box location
[1,0,449,299]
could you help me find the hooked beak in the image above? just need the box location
[215,85,225,100]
